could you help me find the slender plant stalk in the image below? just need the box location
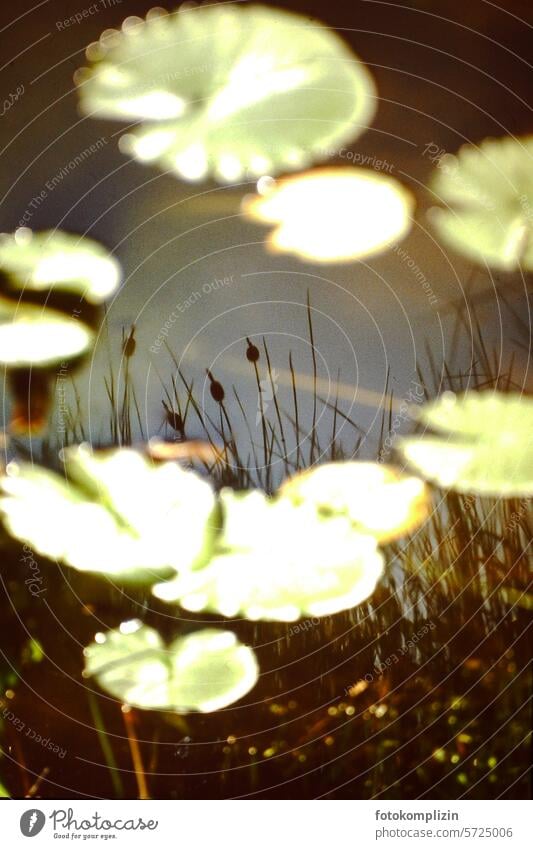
[26,767,49,799]
[122,707,150,800]
[307,292,318,466]
[252,358,269,474]
[88,692,124,798]
[263,338,289,474]
[289,351,302,470]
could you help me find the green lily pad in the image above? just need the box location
[280,461,429,543]
[429,136,533,270]
[154,489,384,621]
[83,622,258,712]
[76,4,376,182]
[0,446,218,581]
[0,296,93,366]
[0,228,121,304]
[400,391,533,497]
[243,168,414,263]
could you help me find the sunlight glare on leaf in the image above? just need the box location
[242,168,414,263]
[76,4,377,182]
[83,623,259,712]
[429,136,533,271]
[400,391,533,497]
[0,447,218,581]
[153,489,384,621]
[0,297,93,366]
[0,229,121,303]
[279,462,429,543]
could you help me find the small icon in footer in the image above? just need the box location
[20,809,46,837]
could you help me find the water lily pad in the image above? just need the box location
[279,462,429,543]
[83,622,258,712]
[429,136,533,270]
[154,489,384,621]
[76,5,376,182]
[0,296,93,366]
[0,446,217,581]
[242,168,414,263]
[0,228,121,303]
[400,392,533,497]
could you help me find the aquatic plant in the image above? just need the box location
[84,622,258,712]
[153,488,385,620]
[0,300,530,798]
[429,135,533,270]
[75,4,376,182]
[0,445,217,581]
[0,297,93,367]
[243,167,414,263]
[0,228,121,433]
[0,228,120,303]
[0,0,531,801]
[279,462,430,543]
[400,391,533,497]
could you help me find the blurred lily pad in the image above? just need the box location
[0,296,93,366]
[0,228,121,303]
[76,5,376,182]
[154,489,384,621]
[84,622,258,712]
[242,168,414,263]
[279,462,429,543]
[0,446,217,581]
[429,136,533,270]
[400,392,533,497]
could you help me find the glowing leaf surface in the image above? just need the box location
[429,136,533,270]
[0,229,121,303]
[0,447,217,581]
[280,462,429,543]
[84,622,258,712]
[0,297,93,366]
[243,168,414,263]
[154,489,384,621]
[76,5,376,182]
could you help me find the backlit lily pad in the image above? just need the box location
[83,622,258,712]
[154,489,384,621]
[242,168,414,263]
[76,5,376,182]
[400,392,533,497]
[279,462,429,543]
[0,296,93,366]
[0,446,217,581]
[0,228,121,303]
[429,136,533,270]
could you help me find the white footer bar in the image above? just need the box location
[2,799,530,848]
